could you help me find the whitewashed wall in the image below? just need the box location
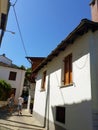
[33,31,98,130]
[0,66,25,100]
[27,83,36,110]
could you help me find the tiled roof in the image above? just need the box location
[0,61,20,69]
[32,19,98,73]
[26,57,45,71]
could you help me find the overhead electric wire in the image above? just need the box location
[10,0,18,6]
[11,2,28,57]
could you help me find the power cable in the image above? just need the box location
[11,2,28,57]
[10,0,18,6]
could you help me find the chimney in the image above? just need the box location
[2,53,5,57]
[90,0,98,22]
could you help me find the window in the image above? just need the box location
[56,106,66,124]
[63,54,72,86]
[9,71,17,81]
[41,70,47,90]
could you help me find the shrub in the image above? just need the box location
[0,80,12,101]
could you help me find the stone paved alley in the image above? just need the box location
[0,106,46,130]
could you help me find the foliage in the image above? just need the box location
[0,80,12,101]
[24,67,32,85]
[23,67,32,96]
[22,89,29,97]
[19,65,26,70]
[26,67,32,72]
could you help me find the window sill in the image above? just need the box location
[40,88,45,92]
[60,83,73,88]
[55,121,66,129]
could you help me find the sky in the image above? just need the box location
[0,0,91,68]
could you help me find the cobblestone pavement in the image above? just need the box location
[0,106,46,130]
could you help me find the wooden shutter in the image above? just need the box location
[41,70,47,90]
[69,54,72,84]
[64,56,69,85]
[9,71,17,81]
[64,54,72,85]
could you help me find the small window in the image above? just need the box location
[41,70,47,90]
[63,54,72,86]
[56,106,66,124]
[9,71,17,81]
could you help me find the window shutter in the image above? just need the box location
[69,54,72,84]
[41,70,47,90]
[64,54,72,85]
[64,57,69,85]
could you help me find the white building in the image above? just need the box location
[32,1,98,130]
[0,54,26,100]
[26,57,45,110]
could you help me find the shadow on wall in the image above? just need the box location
[42,93,93,130]
[51,100,93,130]
[41,75,93,130]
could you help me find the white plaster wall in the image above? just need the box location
[0,66,25,100]
[27,83,36,110]
[33,31,95,130]
[34,75,48,117]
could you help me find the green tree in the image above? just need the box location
[0,80,12,101]
[19,65,26,70]
[24,67,32,86]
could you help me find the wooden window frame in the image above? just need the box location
[41,70,47,91]
[9,71,17,81]
[63,54,72,86]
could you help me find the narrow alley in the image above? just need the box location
[0,106,46,130]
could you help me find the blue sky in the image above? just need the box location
[0,0,91,68]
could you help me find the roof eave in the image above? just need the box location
[32,19,98,73]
